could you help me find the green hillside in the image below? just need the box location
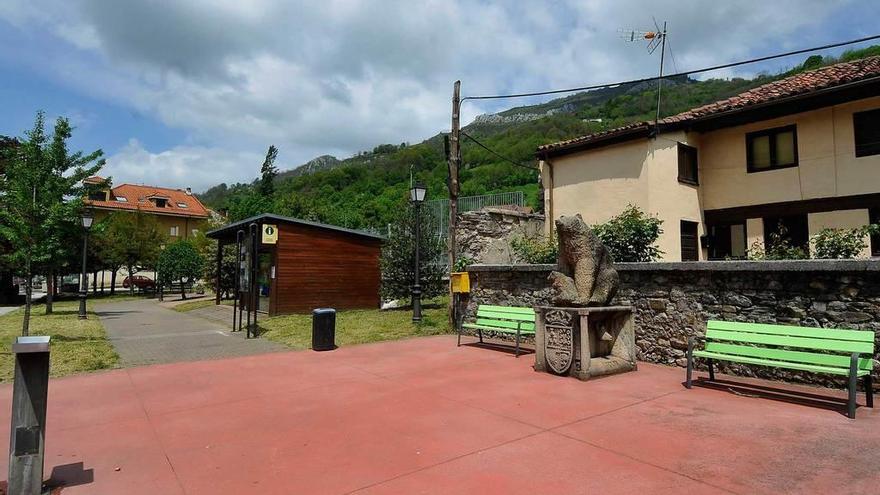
[201,46,880,230]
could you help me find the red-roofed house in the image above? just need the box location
[84,179,211,240]
[538,56,880,261]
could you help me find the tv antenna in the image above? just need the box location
[620,18,668,128]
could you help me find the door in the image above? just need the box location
[680,220,699,261]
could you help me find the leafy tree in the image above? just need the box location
[0,112,104,334]
[379,200,446,303]
[190,221,236,299]
[258,145,279,197]
[100,211,167,293]
[592,205,663,262]
[156,239,205,300]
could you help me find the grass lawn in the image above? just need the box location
[258,299,452,350]
[0,299,119,382]
[170,299,231,312]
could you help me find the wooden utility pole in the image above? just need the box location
[447,81,461,324]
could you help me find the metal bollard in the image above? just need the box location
[8,336,51,495]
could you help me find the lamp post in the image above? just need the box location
[410,183,427,322]
[78,209,94,320]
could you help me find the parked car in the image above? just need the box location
[123,275,156,291]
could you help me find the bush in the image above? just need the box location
[379,200,446,302]
[452,255,475,272]
[510,234,558,264]
[811,225,877,259]
[592,205,663,262]
[747,222,808,260]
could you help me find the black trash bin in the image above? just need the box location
[312,308,336,351]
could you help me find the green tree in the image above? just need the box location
[0,112,104,334]
[190,220,236,299]
[101,211,167,294]
[379,200,446,303]
[156,239,205,300]
[592,205,664,262]
[259,145,279,197]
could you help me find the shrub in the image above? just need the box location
[592,205,663,262]
[747,222,808,260]
[510,234,558,264]
[811,225,877,259]
[452,255,475,272]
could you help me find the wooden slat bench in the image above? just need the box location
[459,305,535,357]
[686,320,875,419]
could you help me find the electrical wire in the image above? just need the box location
[461,132,539,170]
[461,34,880,101]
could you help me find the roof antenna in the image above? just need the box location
[619,19,667,132]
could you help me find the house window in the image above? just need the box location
[115,196,128,202]
[677,143,698,185]
[854,108,880,157]
[708,222,747,260]
[747,125,798,172]
[177,202,188,208]
[88,191,107,201]
[170,226,179,237]
[153,198,167,208]
[871,208,879,257]
[763,214,808,252]
[680,220,699,261]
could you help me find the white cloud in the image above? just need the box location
[0,0,861,189]
[104,139,263,192]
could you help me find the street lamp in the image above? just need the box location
[410,183,427,322]
[78,209,94,320]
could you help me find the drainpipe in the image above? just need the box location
[539,154,554,237]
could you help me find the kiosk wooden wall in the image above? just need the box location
[272,222,382,314]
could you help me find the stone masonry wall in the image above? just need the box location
[463,261,880,387]
[456,208,544,264]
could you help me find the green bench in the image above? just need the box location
[459,305,535,357]
[687,320,875,419]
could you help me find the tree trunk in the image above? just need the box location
[127,264,135,295]
[45,269,54,315]
[22,275,32,336]
[92,270,98,294]
[180,280,186,300]
[110,269,117,296]
[101,271,105,294]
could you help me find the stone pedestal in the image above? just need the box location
[534,306,636,380]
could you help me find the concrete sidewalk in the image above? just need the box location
[0,335,877,494]
[96,299,282,366]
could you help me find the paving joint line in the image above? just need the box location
[550,429,742,495]
[123,367,189,495]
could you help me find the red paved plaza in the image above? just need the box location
[2,335,878,494]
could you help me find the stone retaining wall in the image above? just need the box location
[463,260,880,387]
[456,208,544,264]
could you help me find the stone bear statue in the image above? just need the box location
[549,214,619,307]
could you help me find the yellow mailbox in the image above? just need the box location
[450,272,470,293]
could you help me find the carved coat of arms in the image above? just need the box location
[544,309,574,375]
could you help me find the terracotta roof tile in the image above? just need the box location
[86,183,210,218]
[538,56,880,154]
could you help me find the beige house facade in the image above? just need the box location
[538,57,880,262]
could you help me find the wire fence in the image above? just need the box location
[425,191,525,239]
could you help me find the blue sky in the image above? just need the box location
[1,1,878,192]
